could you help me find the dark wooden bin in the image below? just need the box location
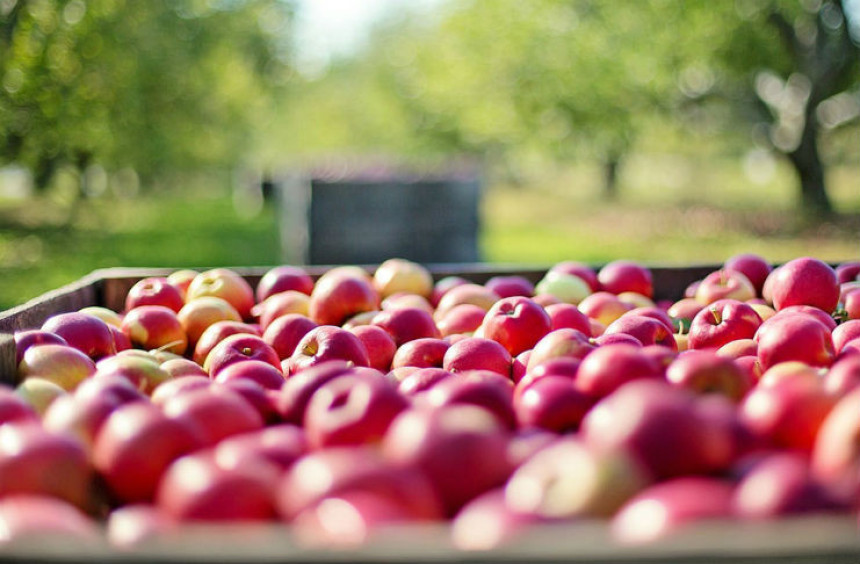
[276,173,481,265]
[0,264,858,563]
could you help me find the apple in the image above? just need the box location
[688,299,762,350]
[740,371,836,452]
[285,326,370,375]
[371,307,441,347]
[41,312,116,360]
[256,265,314,303]
[120,305,187,355]
[94,351,170,394]
[166,269,198,298]
[578,292,634,327]
[695,269,756,305]
[435,304,485,338]
[716,338,758,359]
[0,386,39,425]
[262,314,318,362]
[775,305,837,330]
[0,495,97,544]
[602,314,677,350]
[380,292,435,314]
[844,288,860,320]
[186,268,256,320]
[582,380,734,480]
[390,338,449,370]
[396,367,452,397]
[0,422,91,509]
[734,355,764,384]
[160,358,207,380]
[543,303,592,335]
[345,324,396,372]
[598,260,653,298]
[484,275,535,298]
[278,446,443,522]
[451,488,544,551]
[215,424,308,472]
[549,261,600,292]
[530,327,593,363]
[203,333,281,377]
[824,355,860,396]
[15,378,67,416]
[836,261,860,284]
[190,320,259,365]
[125,277,185,313]
[106,504,175,548]
[274,361,355,424]
[17,343,96,391]
[42,391,123,455]
[434,283,500,319]
[534,271,591,305]
[304,373,408,448]
[666,349,753,402]
[476,296,552,357]
[734,452,845,518]
[150,375,211,407]
[811,387,860,501]
[666,298,705,329]
[575,343,662,399]
[513,376,594,433]
[724,253,772,295]
[382,405,512,516]
[755,313,835,370]
[253,290,312,330]
[425,370,516,429]
[162,386,264,447]
[592,332,643,348]
[442,337,512,378]
[770,257,839,313]
[13,330,68,365]
[372,258,433,299]
[430,276,470,308]
[212,359,285,390]
[308,271,379,327]
[506,436,650,520]
[75,373,147,406]
[177,297,242,348]
[610,477,735,544]
[78,306,123,329]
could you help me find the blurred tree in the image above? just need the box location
[702,0,859,216]
[0,0,292,195]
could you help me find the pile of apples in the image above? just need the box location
[3,255,860,549]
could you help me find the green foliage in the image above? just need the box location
[0,0,292,190]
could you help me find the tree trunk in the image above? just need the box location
[602,152,621,201]
[787,115,833,217]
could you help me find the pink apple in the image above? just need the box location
[371,307,441,347]
[603,314,677,350]
[688,299,762,350]
[372,258,434,299]
[425,370,516,429]
[42,392,123,455]
[611,477,735,544]
[382,405,512,516]
[775,305,837,330]
[526,328,594,372]
[442,337,512,378]
[13,330,68,365]
[836,261,860,284]
[150,375,211,407]
[598,260,653,298]
[106,504,175,548]
[667,298,705,326]
[824,355,860,396]
[484,275,535,298]
[162,386,263,447]
[252,290,311,330]
[41,311,116,360]
[592,332,643,347]
[396,367,452,397]
[575,343,662,399]
[166,269,198,298]
[203,333,281,377]
[213,359,285,390]
[304,373,408,448]
[430,275,470,308]
[125,277,185,313]
[477,296,552,357]
[286,325,370,375]
[436,303,486,337]
[543,303,591,335]
[513,375,594,433]
[770,257,839,313]
[755,313,835,370]
[695,269,756,304]
[186,268,256,320]
[191,320,260,365]
[549,261,600,292]
[0,495,97,544]
[308,271,379,327]
[256,265,314,303]
[274,361,356,424]
[215,424,308,472]
[380,292,435,314]
[811,387,860,501]
[0,386,39,426]
[666,349,753,402]
[451,488,544,551]
[121,305,187,355]
[434,283,500,319]
[160,358,208,380]
[390,337,449,370]
[624,307,674,333]
[347,324,397,372]
[262,314,318,361]
[724,253,772,295]
[716,338,758,359]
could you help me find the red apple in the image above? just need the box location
[526,328,594,372]
[430,276,470,308]
[0,495,97,544]
[150,375,211,407]
[451,488,544,551]
[484,275,535,298]
[304,373,408,448]
[844,288,860,320]
[442,337,512,378]
[125,277,185,313]
[162,386,264,447]
[252,290,311,330]
[513,375,594,433]
[836,261,860,284]
[160,358,208,380]
[770,257,839,313]
[166,269,198,298]
[575,343,662,399]
[578,292,634,327]
[42,392,123,455]
[716,338,758,359]
[121,305,187,355]
[309,271,379,327]
[177,297,242,348]
[434,283,500,319]
[380,292,434,314]
[192,320,260,365]
[824,355,860,396]
[543,303,592,335]
[436,303,486,337]
[286,325,370,375]
[724,253,772,295]
[106,504,175,548]
[186,268,256,320]
[13,330,68,365]
[347,324,397,372]
[666,349,753,402]
[687,299,762,350]
[371,307,441,347]
[598,260,653,298]
[41,311,115,360]
[274,361,355,424]
[425,370,516,429]
[695,269,756,305]
[773,304,837,331]
[666,298,705,327]
[396,367,452,397]
[755,313,835,370]
[0,386,39,426]
[476,296,552,357]
[603,314,677,350]
[0,422,91,509]
[213,359,285,390]
[811,386,860,501]
[215,424,308,472]
[262,314,318,361]
[382,405,512,516]
[256,265,314,303]
[390,338,449,370]
[203,333,281,377]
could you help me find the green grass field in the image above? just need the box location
[0,159,857,311]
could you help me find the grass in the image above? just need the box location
[0,158,857,311]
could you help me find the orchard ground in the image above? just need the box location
[0,159,858,310]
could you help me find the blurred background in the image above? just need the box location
[0,0,858,309]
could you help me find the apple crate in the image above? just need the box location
[0,264,859,564]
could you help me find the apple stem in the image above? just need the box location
[152,340,185,354]
[711,308,722,325]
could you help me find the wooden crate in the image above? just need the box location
[1,265,858,563]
